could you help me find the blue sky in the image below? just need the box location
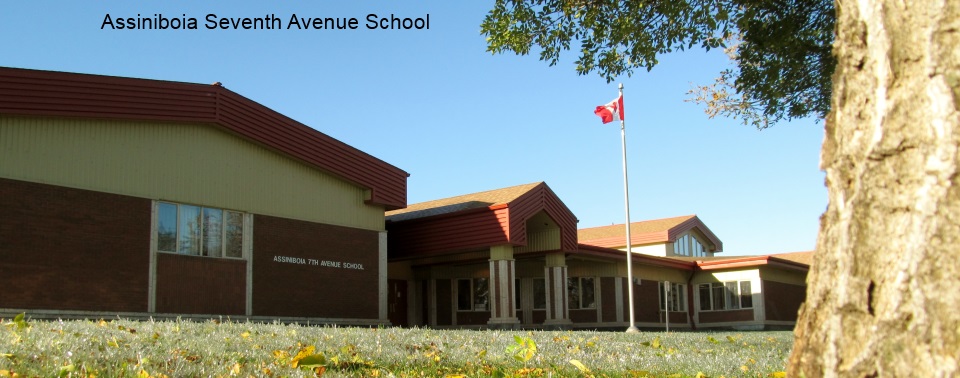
[2,1,826,256]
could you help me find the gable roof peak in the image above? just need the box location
[385,182,546,222]
[577,214,722,252]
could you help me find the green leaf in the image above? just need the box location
[58,364,75,378]
[297,353,327,369]
[12,313,28,330]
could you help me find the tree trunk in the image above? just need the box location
[788,0,959,376]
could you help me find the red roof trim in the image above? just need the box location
[0,67,409,209]
[695,256,809,271]
[575,244,696,270]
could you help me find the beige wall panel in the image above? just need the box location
[515,228,560,254]
[388,261,414,280]
[431,263,489,279]
[568,260,620,277]
[0,116,383,231]
[631,264,690,282]
[692,269,761,285]
[759,267,808,285]
[618,244,667,257]
[515,260,547,278]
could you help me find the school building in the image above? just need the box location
[0,67,407,324]
[385,182,810,330]
[0,67,809,329]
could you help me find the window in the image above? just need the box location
[567,277,596,309]
[157,201,244,258]
[698,280,753,311]
[515,279,521,311]
[457,278,489,311]
[673,235,689,256]
[674,234,708,257]
[658,282,687,312]
[532,278,546,310]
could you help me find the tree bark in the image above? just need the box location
[788,0,959,376]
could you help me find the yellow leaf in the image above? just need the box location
[768,372,788,378]
[569,359,592,374]
[291,345,316,368]
[241,331,251,340]
[230,363,242,375]
[0,370,11,377]
[740,365,749,372]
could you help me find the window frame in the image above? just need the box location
[697,280,754,311]
[674,233,709,257]
[156,201,246,260]
[456,278,489,312]
[657,281,688,312]
[567,276,597,310]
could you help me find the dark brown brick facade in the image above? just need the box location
[763,280,806,321]
[435,279,452,326]
[600,277,617,322]
[570,308,598,323]
[699,309,754,323]
[251,214,380,319]
[155,253,245,315]
[456,310,490,325]
[0,178,150,312]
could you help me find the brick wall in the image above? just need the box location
[632,279,664,322]
[699,309,754,323]
[456,310,490,325]
[0,178,150,312]
[600,277,618,323]
[764,280,806,321]
[155,253,245,315]
[435,279,452,326]
[570,308,598,323]
[251,214,380,319]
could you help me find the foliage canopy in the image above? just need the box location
[480,0,835,128]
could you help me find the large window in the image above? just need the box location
[673,234,708,257]
[658,282,687,312]
[457,278,489,311]
[567,277,596,309]
[157,201,244,258]
[698,281,753,311]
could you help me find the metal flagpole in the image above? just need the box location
[620,83,639,333]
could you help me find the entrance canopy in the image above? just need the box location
[386,182,578,260]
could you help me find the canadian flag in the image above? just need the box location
[594,95,624,124]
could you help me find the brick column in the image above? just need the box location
[543,252,572,327]
[487,245,520,327]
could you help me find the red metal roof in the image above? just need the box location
[386,182,579,259]
[578,215,723,252]
[0,66,409,210]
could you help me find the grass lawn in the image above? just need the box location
[0,315,792,377]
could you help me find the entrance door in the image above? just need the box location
[388,279,408,327]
